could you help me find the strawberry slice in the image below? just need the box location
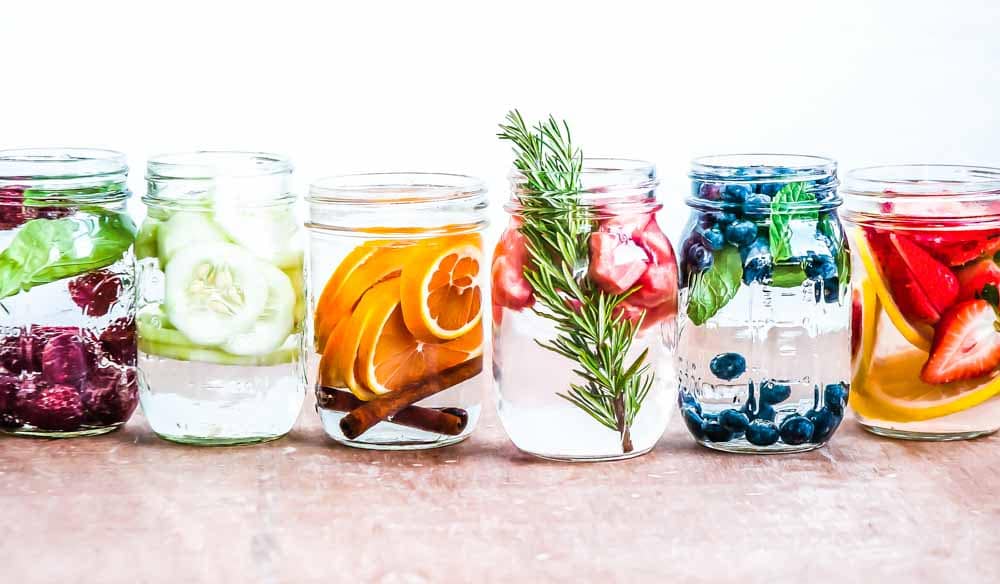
[910,229,1000,267]
[588,230,649,294]
[921,299,1000,384]
[956,256,1000,302]
[491,224,535,312]
[866,229,944,324]
[851,287,862,358]
[889,233,959,320]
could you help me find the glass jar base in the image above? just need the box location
[318,406,480,451]
[699,440,825,455]
[517,444,656,463]
[153,432,288,447]
[328,434,471,451]
[1,424,123,439]
[860,423,998,442]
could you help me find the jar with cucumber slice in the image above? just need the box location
[307,173,488,450]
[138,152,305,445]
[0,148,138,438]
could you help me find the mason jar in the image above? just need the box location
[843,164,1000,440]
[493,158,678,461]
[677,154,851,453]
[0,148,138,437]
[137,152,306,445]
[307,173,488,450]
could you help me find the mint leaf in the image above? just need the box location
[772,265,807,288]
[0,210,135,300]
[687,246,742,325]
[769,182,817,262]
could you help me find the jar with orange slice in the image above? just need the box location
[843,164,1000,440]
[307,173,488,449]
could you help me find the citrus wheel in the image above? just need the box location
[400,236,483,341]
[851,348,1000,422]
[314,243,379,347]
[314,243,413,352]
[851,272,880,390]
[357,315,483,396]
[850,230,932,351]
[323,278,402,401]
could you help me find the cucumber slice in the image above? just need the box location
[165,243,269,346]
[157,211,228,267]
[139,338,298,367]
[212,204,302,269]
[283,266,306,325]
[135,218,161,260]
[220,262,296,355]
[137,306,191,346]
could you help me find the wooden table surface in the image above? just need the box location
[2,394,998,584]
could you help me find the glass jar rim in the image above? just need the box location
[842,164,1000,198]
[690,153,836,182]
[146,151,292,180]
[0,147,127,180]
[308,172,487,205]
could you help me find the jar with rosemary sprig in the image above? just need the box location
[492,111,679,461]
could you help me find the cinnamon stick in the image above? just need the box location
[316,386,469,437]
[340,356,483,440]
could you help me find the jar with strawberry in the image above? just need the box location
[0,148,138,437]
[492,112,678,461]
[843,164,1000,440]
[307,172,488,450]
[677,154,850,453]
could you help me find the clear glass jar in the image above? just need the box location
[307,173,488,450]
[0,148,138,437]
[493,159,678,461]
[137,151,306,445]
[843,164,1000,440]
[677,154,851,453]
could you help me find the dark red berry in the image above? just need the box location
[99,317,137,366]
[27,326,82,371]
[81,365,138,426]
[68,270,122,317]
[14,376,84,431]
[0,373,23,429]
[0,188,26,230]
[41,332,90,386]
[0,333,31,374]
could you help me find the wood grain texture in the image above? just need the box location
[1,395,997,584]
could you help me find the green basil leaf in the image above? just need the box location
[687,246,742,326]
[772,264,807,288]
[0,210,135,300]
[769,182,818,262]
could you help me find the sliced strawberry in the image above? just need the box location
[921,299,1000,384]
[491,225,534,311]
[956,256,1000,302]
[851,287,862,358]
[889,233,959,319]
[910,229,1000,266]
[866,229,942,324]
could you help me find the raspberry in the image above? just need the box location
[81,365,138,426]
[41,332,90,386]
[14,376,84,431]
[99,317,137,367]
[68,270,122,317]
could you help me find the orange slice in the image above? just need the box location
[850,230,932,351]
[852,348,1000,422]
[400,235,483,341]
[357,314,483,396]
[314,243,413,352]
[324,278,401,401]
[851,273,880,390]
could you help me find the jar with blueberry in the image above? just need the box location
[0,149,139,437]
[677,154,851,453]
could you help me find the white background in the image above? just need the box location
[2,0,998,239]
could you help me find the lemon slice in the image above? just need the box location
[849,230,932,352]
[851,273,881,390]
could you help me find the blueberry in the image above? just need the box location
[779,415,815,445]
[822,277,839,304]
[723,184,751,203]
[703,421,734,442]
[759,380,792,405]
[718,409,750,433]
[743,257,773,285]
[717,212,738,226]
[745,420,780,446]
[824,382,849,415]
[804,252,837,280]
[756,404,777,422]
[759,182,783,197]
[743,192,772,213]
[702,226,726,251]
[709,352,746,381]
[678,391,702,415]
[698,182,724,201]
[686,243,714,272]
[724,220,757,247]
[806,407,842,443]
[682,407,706,439]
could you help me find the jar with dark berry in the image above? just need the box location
[677,154,850,453]
[0,148,138,437]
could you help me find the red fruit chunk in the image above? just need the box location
[41,332,90,386]
[27,326,82,371]
[14,377,84,431]
[588,230,649,294]
[68,270,122,317]
[910,229,1000,266]
[889,233,958,316]
[99,317,137,367]
[851,288,862,358]
[921,299,1000,384]
[0,188,27,230]
[956,257,1000,302]
[0,373,17,414]
[81,365,138,426]
[0,334,31,374]
[491,225,535,311]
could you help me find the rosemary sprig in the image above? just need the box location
[498,110,655,454]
